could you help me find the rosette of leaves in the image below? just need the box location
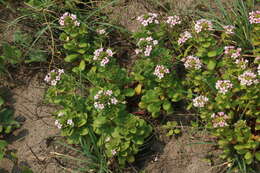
[86,63,131,88]
[98,114,152,166]
[139,88,173,118]
[59,22,105,72]
[216,120,260,165]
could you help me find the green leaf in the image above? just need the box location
[0,97,4,106]
[207,60,216,70]
[79,43,88,48]
[80,128,88,136]
[255,152,260,161]
[245,152,252,160]
[124,88,135,97]
[64,54,79,62]
[127,155,135,163]
[79,60,86,71]
[207,50,217,57]
[162,101,172,111]
[147,103,161,113]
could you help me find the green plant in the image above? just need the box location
[162,121,181,136]
[0,95,19,160]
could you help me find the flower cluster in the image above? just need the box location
[94,89,119,110]
[235,58,248,69]
[93,48,114,67]
[135,37,158,56]
[59,12,80,26]
[97,29,107,35]
[223,25,235,35]
[211,112,229,128]
[224,46,242,59]
[249,11,260,24]
[238,71,259,86]
[194,19,213,33]
[181,55,202,70]
[55,120,62,129]
[193,95,209,108]
[153,65,170,79]
[44,69,64,86]
[178,31,192,45]
[137,13,159,26]
[165,15,181,27]
[215,80,233,94]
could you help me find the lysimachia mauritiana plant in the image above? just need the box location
[45,12,153,167]
[179,14,260,168]
[133,13,186,117]
[133,11,260,170]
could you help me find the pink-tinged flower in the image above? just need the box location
[224,46,242,59]
[144,45,153,56]
[194,19,213,33]
[55,120,62,129]
[178,31,192,45]
[110,97,118,105]
[59,12,80,26]
[215,80,233,94]
[249,11,260,24]
[211,112,229,128]
[165,15,181,27]
[93,48,113,67]
[105,90,113,96]
[106,49,114,57]
[94,102,105,110]
[100,57,110,67]
[67,119,74,126]
[153,65,170,79]
[105,137,111,142]
[44,69,64,86]
[112,149,117,156]
[135,49,142,55]
[181,55,202,70]
[137,13,159,26]
[238,71,259,86]
[97,29,106,35]
[223,25,235,34]
[235,58,248,69]
[192,95,209,108]
[58,112,64,117]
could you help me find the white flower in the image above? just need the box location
[194,19,213,33]
[100,57,110,67]
[178,31,192,45]
[238,71,259,86]
[223,25,235,34]
[249,11,260,24]
[137,13,159,26]
[165,15,181,27]
[192,96,209,108]
[110,97,118,105]
[181,56,202,70]
[55,120,62,129]
[59,12,80,26]
[67,119,74,126]
[111,149,117,156]
[97,29,106,35]
[105,137,111,142]
[105,90,113,96]
[153,65,170,79]
[58,112,64,117]
[224,46,242,59]
[211,112,229,128]
[215,80,233,94]
[235,58,248,69]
